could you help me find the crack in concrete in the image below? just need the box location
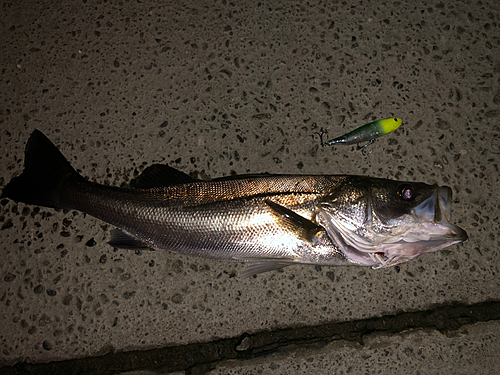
[2,300,500,375]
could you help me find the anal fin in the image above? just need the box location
[108,229,152,250]
[240,259,296,280]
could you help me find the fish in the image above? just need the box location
[2,130,467,279]
[317,117,402,155]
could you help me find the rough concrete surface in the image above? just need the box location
[0,0,499,373]
[206,321,500,375]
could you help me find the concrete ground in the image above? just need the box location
[1,0,499,374]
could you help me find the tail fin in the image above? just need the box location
[3,130,82,209]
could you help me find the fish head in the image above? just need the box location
[317,177,468,268]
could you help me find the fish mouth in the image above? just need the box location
[412,186,468,243]
[371,185,468,267]
[318,185,468,268]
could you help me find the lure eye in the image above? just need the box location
[398,185,414,201]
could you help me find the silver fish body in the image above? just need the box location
[3,130,468,278]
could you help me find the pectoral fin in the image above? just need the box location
[265,200,324,243]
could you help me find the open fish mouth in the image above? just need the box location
[412,186,468,244]
[318,185,468,268]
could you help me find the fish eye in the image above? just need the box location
[398,185,414,201]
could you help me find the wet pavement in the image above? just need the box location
[1,0,499,374]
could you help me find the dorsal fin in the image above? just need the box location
[130,164,198,189]
[212,173,274,182]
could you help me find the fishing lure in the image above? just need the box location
[316,117,402,155]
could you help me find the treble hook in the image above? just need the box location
[313,127,329,147]
[357,139,376,156]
